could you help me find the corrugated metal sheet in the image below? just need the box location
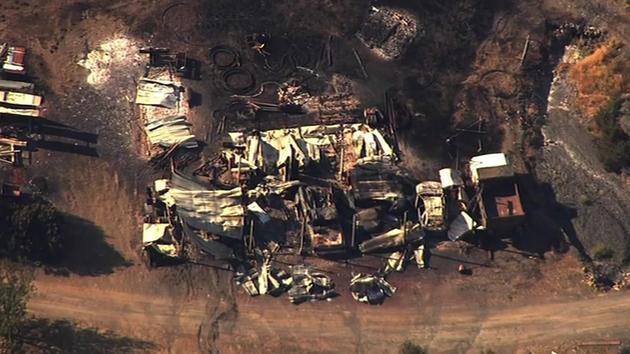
[135,78,180,108]
[228,123,395,177]
[160,170,244,239]
[181,221,235,259]
[145,115,197,148]
[0,80,34,92]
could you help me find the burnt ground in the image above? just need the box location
[1,0,630,353]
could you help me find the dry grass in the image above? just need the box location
[568,42,628,132]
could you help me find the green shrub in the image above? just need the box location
[0,266,32,349]
[578,194,594,206]
[595,96,630,173]
[0,198,64,263]
[592,244,614,260]
[399,340,426,354]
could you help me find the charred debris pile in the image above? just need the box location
[134,12,526,304]
[141,122,525,304]
[140,114,525,304]
[133,47,202,168]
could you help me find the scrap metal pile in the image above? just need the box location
[350,273,396,304]
[211,34,365,131]
[135,48,199,166]
[142,94,526,302]
[0,43,44,166]
[234,252,337,304]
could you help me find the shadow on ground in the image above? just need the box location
[15,318,156,354]
[453,174,581,262]
[0,114,99,157]
[47,214,132,276]
[513,175,584,259]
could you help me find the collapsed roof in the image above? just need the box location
[350,160,407,203]
[227,123,395,180]
[158,170,244,240]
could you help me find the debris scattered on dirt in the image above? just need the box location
[349,272,396,305]
[356,6,421,60]
[78,35,141,87]
[287,265,336,304]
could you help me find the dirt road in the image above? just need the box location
[28,279,630,353]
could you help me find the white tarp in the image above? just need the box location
[142,223,170,244]
[439,168,464,188]
[469,153,514,183]
[447,211,478,241]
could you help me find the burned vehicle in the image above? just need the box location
[469,153,525,232]
[415,181,446,231]
[1,44,27,75]
[350,160,408,205]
